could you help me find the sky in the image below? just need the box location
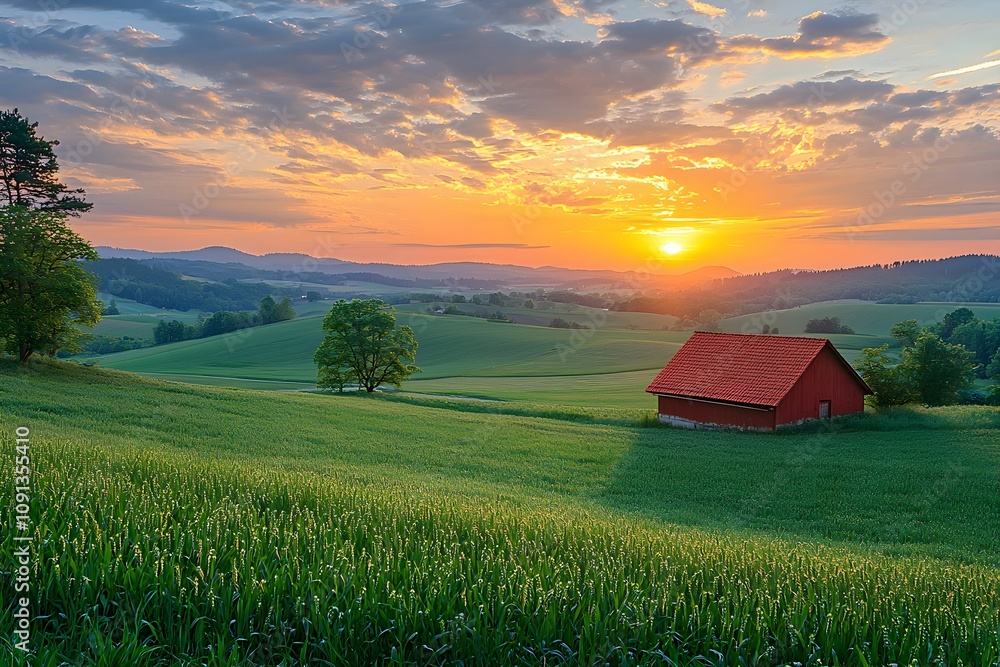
[1,0,998,273]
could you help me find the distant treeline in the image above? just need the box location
[616,255,1000,317]
[144,258,502,289]
[88,259,277,312]
[153,296,296,344]
[86,258,504,312]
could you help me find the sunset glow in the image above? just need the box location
[0,1,997,272]
[661,242,684,256]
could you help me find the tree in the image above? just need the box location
[805,316,855,334]
[259,295,295,324]
[696,309,722,332]
[306,291,323,302]
[272,296,296,323]
[0,109,91,214]
[0,206,101,362]
[900,332,976,406]
[938,307,976,339]
[259,295,277,324]
[102,298,120,316]
[889,319,921,347]
[853,344,914,409]
[314,299,419,393]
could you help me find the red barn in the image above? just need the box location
[646,332,872,430]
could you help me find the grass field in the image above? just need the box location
[2,359,1000,665]
[97,314,692,403]
[720,300,1000,337]
[393,302,680,330]
[86,294,203,339]
[96,308,892,405]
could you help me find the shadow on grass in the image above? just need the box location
[597,423,1000,565]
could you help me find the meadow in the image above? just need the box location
[718,300,1000,337]
[95,302,900,407]
[2,359,1000,665]
[85,293,204,339]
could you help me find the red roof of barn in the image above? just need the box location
[646,332,871,407]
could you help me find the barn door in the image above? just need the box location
[819,400,831,419]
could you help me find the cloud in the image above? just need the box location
[807,226,1000,241]
[394,243,549,249]
[728,11,889,58]
[688,1,725,19]
[927,59,1000,80]
[714,77,895,118]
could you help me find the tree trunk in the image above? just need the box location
[19,343,33,363]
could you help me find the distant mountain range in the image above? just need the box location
[95,246,741,291]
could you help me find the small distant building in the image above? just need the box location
[646,332,872,430]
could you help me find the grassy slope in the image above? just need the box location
[720,299,1000,336]
[98,312,688,383]
[2,360,1000,665]
[393,302,680,330]
[5,360,1000,564]
[96,309,884,406]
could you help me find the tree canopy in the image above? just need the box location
[259,295,296,324]
[855,318,977,408]
[0,206,101,361]
[0,108,91,215]
[314,299,419,393]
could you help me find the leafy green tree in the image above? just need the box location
[987,349,1000,379]
[272,296,296,323]
[853,344,914,409]
[696,309,722,332]
[102,298,120,316]
[987,378,1000,406]
[889,319,921,347]
[805,316,855,334]
[314,299,419,393]
[0,109,91,214]
[938,307,976,339]
[258,295,296,324]
[0,206,101,362]
[259,295,277,324]
[305,291,323,302]
[900,332,976,406]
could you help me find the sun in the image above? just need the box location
[660,241,684,256]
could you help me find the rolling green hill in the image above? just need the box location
[97,308,890,406]
[2,360,999,664]
[98,312,689,391]
[720,300,1000,337]
[394,302,680,330]
[88,293,204,339]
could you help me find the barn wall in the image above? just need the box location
[657,395,776,430]
[776,347,866,425]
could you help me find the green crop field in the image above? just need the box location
[2,359,1000,665]
[97,314,690,394]
[97,309,886,406]
[394,302,680,330]
[720,300,1000,337]
[86,294,203,339]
